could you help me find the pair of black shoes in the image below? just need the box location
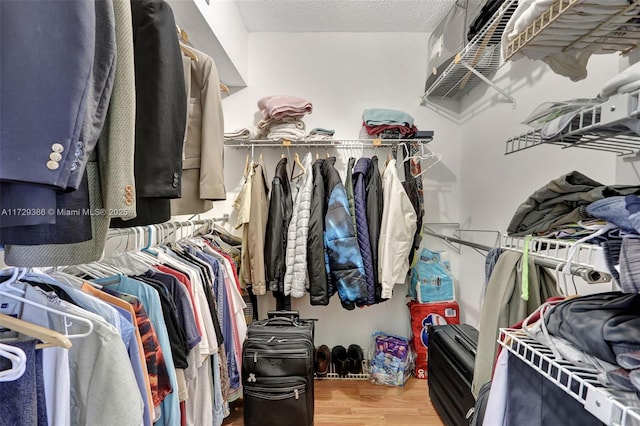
[332,344,364,377]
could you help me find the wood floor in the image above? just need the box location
[223,377,445,425]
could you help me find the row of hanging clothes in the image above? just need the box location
[0,221,247,426]
[233,142,442,311]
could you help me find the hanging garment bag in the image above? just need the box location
[242,311,315,426]
[428,324,478,426]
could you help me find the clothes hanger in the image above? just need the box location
[0,313,72,350]
[291,152,306,180]
[219,82,230,94]
[179,43,198,62]
[0,342,26,382]
[0,290,93,340]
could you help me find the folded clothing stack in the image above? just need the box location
[305,128,335,142]
[362,108,417,137]
[223,126,264,141]
[266,120,307,141]
[257,95,313,141]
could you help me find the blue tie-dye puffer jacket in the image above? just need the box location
[321,159,368,306]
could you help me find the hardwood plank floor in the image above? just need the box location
[223,378,445,425]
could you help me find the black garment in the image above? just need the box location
[134,275,189,369]
[27,281,76,305]
[397,146,422,265]
[545,292,640,365]
[506,354,603,426]
[308,159,330,306]
[111,0,186,227]
[265,158,293,310]
[365,156,384,303]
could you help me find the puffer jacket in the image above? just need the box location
[284,153,314,298]
[265,158,292,294]
[322,158,368,306]
[308,158,329,305]
[353,157,375,305]
[366,156,384,303]
[345,157,357,235]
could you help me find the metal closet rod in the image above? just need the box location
[423,230,608,284]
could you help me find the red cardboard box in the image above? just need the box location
[407,300,460,379]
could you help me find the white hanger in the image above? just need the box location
[0,342,26,382]
[0,290,93,340]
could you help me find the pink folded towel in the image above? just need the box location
[258,95,313,120]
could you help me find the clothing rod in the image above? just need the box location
[423,230,609,284]
[106,217,227,237]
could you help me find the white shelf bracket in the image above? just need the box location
[459,60,516,108]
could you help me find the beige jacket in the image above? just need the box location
[240,162,269,295]
[171,46,225,215]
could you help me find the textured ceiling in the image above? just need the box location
[235,0,458,33]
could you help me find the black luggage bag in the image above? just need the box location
[242,311,315,426]
[428,324,479,426]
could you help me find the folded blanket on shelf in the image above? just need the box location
[600,62,640,99]
[309,127,335,136]
[267,121,307,141]
[257,116,301,130]
[502,0,635,81]
[258,95,313,120]
[363,108,414,127]
[224,126,263,141]
[363,123,417,137]
[304,134,334,142]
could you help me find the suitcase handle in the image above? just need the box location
[262,317,302,327]
[454,335,477,357]
[267,310,300,321]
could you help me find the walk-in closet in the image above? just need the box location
[2,0,640,425]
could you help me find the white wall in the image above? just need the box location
[454,53,625,327]
[212,32,462,350]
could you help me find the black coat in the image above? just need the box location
[112,0,186,227]
[265,158,293,293]
[365,156,384,303]
[308,159,329,305]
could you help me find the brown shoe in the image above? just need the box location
[315,345,331,376]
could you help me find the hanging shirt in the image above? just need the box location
[94,275,180,426]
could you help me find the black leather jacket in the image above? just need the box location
[308,159,329,305]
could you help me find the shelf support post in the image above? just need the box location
[459,60,516,108]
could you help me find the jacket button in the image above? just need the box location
[125,185,133,191]
[173,172,179,178]
[46,160,59,170]
[172,182,178,188]
[51,143,64,153]
[49,152,62,162]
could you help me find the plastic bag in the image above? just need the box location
[369,332,413,387]
[409,248,455,303]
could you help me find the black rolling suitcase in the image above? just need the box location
[427,324,479,426]
[242,311,315,426]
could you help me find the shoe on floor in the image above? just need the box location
[347,344,364,374]
[332,345,349,377]
[315,345,331,376]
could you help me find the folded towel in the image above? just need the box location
[363,109,415,127]
[267,128,306,142]
[363,122,417,136]
[258,116,302,130]
[258,95,313,120]
[305,134,334,142]
[224,126,263,141]
[600,62,640,99]
[309,128,335,136]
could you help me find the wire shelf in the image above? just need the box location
[224,138,433,148]
[314,360,370,381]
[506,91,640,156]
[423,0,518,103]
[502,235,609,275]
[500,328,640,426]
[505,0,640,61]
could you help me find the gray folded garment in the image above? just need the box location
[631,369,640,393]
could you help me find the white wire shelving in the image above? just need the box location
[422,0,518,105]
[223,138,433,148]
[505,91,640,156]
[504,0,640,62]
[502,235,610,280]
[500,328,640,426]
